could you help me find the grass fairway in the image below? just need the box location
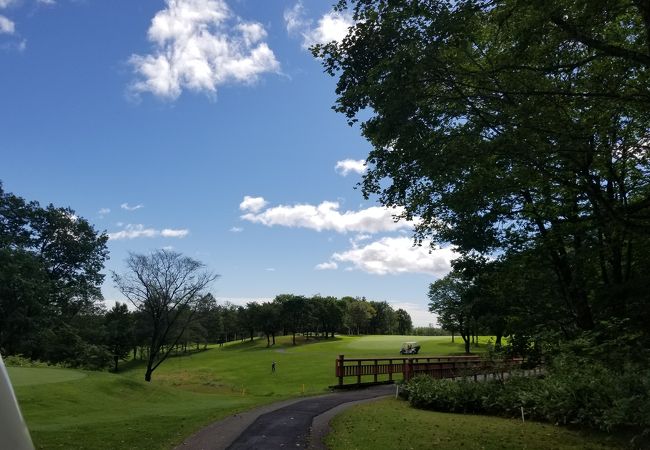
[8,367,87,386]
[9,335,487,449]
[9,336,462,449]
[325,398,624,450]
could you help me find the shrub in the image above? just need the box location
[403,358,650,440]
[3,354,58,368]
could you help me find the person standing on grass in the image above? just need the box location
[272,361,276,373]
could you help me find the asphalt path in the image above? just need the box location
[174,384,394,450]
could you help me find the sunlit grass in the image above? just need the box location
[9,334,490,449]
[325,398,624,450]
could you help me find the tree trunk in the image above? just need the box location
[272,332,276,345]
[292,331,296,345]
[113,355,119,373]
[144,366,153,382]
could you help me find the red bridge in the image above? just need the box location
[335,354,524,386]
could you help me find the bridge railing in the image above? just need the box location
[335,354,524,386]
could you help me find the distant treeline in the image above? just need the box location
[0,181,415,370]
[411,326,448,336]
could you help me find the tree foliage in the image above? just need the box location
[0,182,109,365]
[113,250,218,382]
[316,0,650,342]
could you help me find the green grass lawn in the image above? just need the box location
[5,335,530,449]
[325,398,624,450]
[9,334,466,449]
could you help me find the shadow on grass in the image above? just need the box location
[219,335,344,352]
[115,347,214,373]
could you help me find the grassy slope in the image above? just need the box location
[325,398,624,450]
[10,335,466,449]
[7,335,536,449]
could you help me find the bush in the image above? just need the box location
[3,354,59,368]
[403,358,650,441]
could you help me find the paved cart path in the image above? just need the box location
[174,384,394,450]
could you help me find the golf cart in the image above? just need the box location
[400,341,421,355]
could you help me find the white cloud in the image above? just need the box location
[239,195,267,213]
[284,1,353,49]
[0,15,14,34]
[108,224,157,240]
[162,245,175,250]
[37,0,55,5]
[130,0,280,100]
[265,267,275,272]
[315,261,337,270]
[120,202,144,211]
[331,236,456,276]
[161,228,189,238]
[241,198,412,234]
[229,226,243,233]
[108,224,189,240]
[0,0,16,8]
[98,208,111,217]
[335,159,366,176]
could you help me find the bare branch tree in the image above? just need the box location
[112,250,218,382]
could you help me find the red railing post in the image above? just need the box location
[405,358,413,381]
[338,355,344,386]
[374,359,378,383]
[388,359,393,382]
[357,359,362,385]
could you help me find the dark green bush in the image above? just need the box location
[403,358,650,439]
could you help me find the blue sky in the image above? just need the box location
[0,0,454,325]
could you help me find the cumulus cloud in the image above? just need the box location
[331,236,456,276]
[240,197,412,234]
[284,1,353,49]
[229,226,243,233]
[130,0,280,100]
[0,15,14,34]
[239,195,268,213]
[120,203,144,211]
[335,159,366,176]
[0,0,16,8]
[161,228,189,238]
[108,224,189,240]
[315,261,338,270]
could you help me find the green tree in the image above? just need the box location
[104,302,133,372]
[395,308,413,335]
[428,274,474,354]
[344,298,376,335]
[0,183,109,364]
[113,250,218,382]
[257,302,281,347]
[316,0,650,338]
[274,294,309,345]
[368,301,397,334]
